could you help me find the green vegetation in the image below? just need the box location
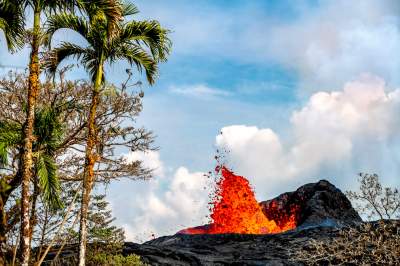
[44,3,171,263]
[89,253,147,266]
[0,0,171,264]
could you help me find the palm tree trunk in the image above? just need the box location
[78,63,103,266]
[0,197,5,266]
[29,179,39,244]
[20,7,41,266]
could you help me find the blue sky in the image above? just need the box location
[1,0,399,242]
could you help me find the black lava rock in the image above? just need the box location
[259,180,362,228]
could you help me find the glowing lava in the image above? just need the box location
[180,167,298,234]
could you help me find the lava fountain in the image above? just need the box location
[180,167,298,234]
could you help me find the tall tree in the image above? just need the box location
[45,2,171,264]
[0,1,123,264]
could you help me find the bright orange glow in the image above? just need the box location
[181,167,298,234]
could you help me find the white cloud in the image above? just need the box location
[126,150,165,178]
[170,84,231,98]
[216,75,400,198]
[109,158,211,242]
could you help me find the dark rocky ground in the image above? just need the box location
[123,225,341,266]
[44,220,399,266]
[43,180,399,265]
[118,180,366,265]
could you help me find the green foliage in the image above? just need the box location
[88,253,147,266]
[34,106,64,154]
[45,1,171,85]
[33,106,64,209]
[84,194,126,262]
[56,193,135,265]
[36,153,62,209]
[64,193,126,255]
[121,2,139,17]
[0,121,21,166]
[0,1,25,51]
[87,194,125,245]
[0,105,64,209]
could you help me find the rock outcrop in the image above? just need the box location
[260,180,362,228]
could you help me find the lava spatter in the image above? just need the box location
[181,167,298,234]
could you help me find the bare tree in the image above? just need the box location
[346,173,400,220]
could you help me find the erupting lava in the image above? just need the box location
[180,167,298,234]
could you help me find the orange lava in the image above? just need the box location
[182,167,298,234]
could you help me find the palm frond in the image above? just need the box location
[36,153,63,209]
[119,20,172,62]
[121,2,139,17]
[78,0,123,38]
[41,0,81,13]
[80,49,101,82]
[44,42,89,77]
[0,142,8,166]
[108,42,158,84]
[46,13,89,46]
[0,121,22,165]
[0,1,25,51]
[34,106,64,153]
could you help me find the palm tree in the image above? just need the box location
[0,106,64,264]
[45,2,171,264]
[0,1,122,264]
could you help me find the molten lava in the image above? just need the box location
[181,167,298,234]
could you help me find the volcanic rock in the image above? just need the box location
[123,226,338,265]
[259,179,362,228]
[43,221,400,266]
[123,220,400,266]
[119,180,365,265]
[41,180,389,265]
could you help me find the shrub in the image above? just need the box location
[88,253,147,266]
[292,220,400,265]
